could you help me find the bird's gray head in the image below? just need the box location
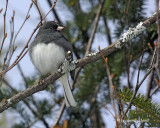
[38,21,64,33]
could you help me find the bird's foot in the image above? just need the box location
[60,59,76,74]
[59,51,76,74]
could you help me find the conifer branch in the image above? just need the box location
[118,88,160,127]
[0,10,160,113]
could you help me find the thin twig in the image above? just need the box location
[0,0,58,77]
[145,70,154,98]
[31,0,43,23]
[125,0,131,27]
[52,101,65,127]
[81,83,101,127]
[149,47,157,69]
[3,0,8,36]
[13,3,33,47]
[3,79,49,127]
[0,11,16,84]
[42,0,58,21]
[0,11,160,112]
[123,66,155,118]
[148,45,160,97]
[3,4,31,74]
[0,33,7,56]
[0,8,3,14]
[17,64,27,84]
[27,118,39,128]
[113,0,123,27]
[126,42,132,89]
[150,85,159,97]
[104,106,119,127]
[156,0,160,48]
[136,52,145,87]
[47,0,61,23]
[102,15,112,45]
[0,0,8,56]
[113,85,125,117]
[123,50,145,118]
[155,0,160,82]
[98,46,118,119]
[85,0,105,56]
[25,100,50,128]
[123,65,155,118]
[4,11,15,68]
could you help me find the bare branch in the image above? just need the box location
[2,3,32,77]
[150,84,159,97]
[13,3,33,47]
[47,0,61,23]
[3,79,49,127]
[0,10,160,113]
[102,15,112,45]
[104,106,119,127]
[3,0,8,36]
[52,101,65,127]
[0,33,7,56]
[0,0,58,77]
[98,46,118,118]
[156,0,160,48]
[0,10,16,83]
[3,11,15,68]
[122,50,145,118]
[155,0,160,83]
[0,8,3,13]
[145,70,154,98]
[84,0,105,56]
[31,0,43,23]
[0,0,8,56]
[123,66,155,118]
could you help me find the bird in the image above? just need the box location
[29,21,77,107]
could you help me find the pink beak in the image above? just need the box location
[57,26,64,31]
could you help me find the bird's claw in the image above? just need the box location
[60,51,76,74]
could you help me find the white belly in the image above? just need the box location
[31,43,65,75]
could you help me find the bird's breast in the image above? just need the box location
[30,43,65,75]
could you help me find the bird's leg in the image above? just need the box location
[59,51,76,74]
[65,51,72,62]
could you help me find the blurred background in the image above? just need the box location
[0,0,159,128]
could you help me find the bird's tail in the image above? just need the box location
[59,74,77,107]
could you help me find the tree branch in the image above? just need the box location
[0,0,8,56]
[99,46,118,119]
[3,79,49,128]
[31,0,43,23]
[52,101,65,127]
[52,0,105,126]
[0,0,58,77]
[84,0,105,56]
[0,10,160,113]
[102,15,112,45]
[123,50,145,118]
[47,0,61,23]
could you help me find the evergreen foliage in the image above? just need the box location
[118,88,160,127]
[0,0,159,127]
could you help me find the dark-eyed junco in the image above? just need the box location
[29,21,77,107]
